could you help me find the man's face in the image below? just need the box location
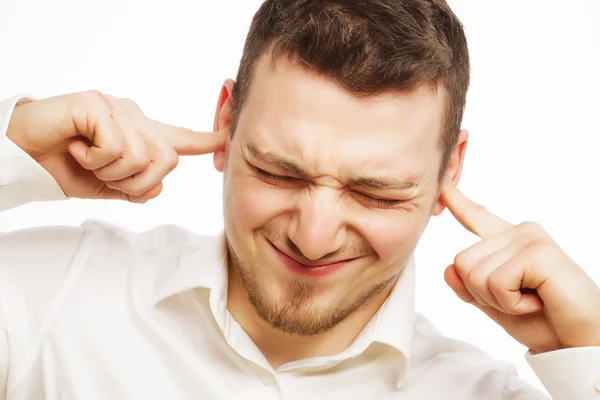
[221,54,447,336]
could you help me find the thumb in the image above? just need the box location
[161,124,227,156]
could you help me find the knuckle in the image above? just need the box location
[505,307,523,316]
[104,94,118,102]
[459,203,487,226]
[454,250,475,269]
[82,89,105,101]
[487,272,503,293]
[525,237,553,258]
[471,203,489,217]
[516,221,543,235]
[81,90,111,108]
[119,98,142,112]
[139,192,156,202]
[142,184,163,200]
[473,203,488,213]
[93,168,107,181]
[105,181,119,191]
[127,185,146,197]
[75,91,110,118]
[128,154,151,171]
[502,302,522,315]
[182,128,196,153]
[164,151,179,171]
[466,297,480,306]
[132,189,147,197]
[466,268,485,289]
[105,143,125,159]
[125,178,148,197]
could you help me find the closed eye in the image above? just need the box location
[250,162,406,208]
[354,192,405,208]
[253,166,300,185]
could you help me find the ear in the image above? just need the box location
[213,79,235,172]
[432,129,469,216]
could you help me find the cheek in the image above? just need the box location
[356,209,426,262]
[224,171,291,229]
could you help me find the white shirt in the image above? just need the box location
[0,94,599,400]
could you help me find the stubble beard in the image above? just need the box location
[228,241,396,337]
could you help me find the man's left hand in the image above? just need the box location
[441,180,600,354]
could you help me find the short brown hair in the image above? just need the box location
[231,0,470,182]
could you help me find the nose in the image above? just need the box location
[287,186,346,261]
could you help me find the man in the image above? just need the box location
[0,0,599,399]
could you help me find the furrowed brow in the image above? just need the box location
[349,176,420,191]
[247,142,421,191]
[246,143,307,177]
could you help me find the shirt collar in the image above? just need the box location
[152,230,228,307]
[153,231,415,388]
[371,255,416,388]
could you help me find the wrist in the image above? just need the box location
[6,97,40,159]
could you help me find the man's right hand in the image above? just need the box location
[7,91,226,203]
[6,90,226,203]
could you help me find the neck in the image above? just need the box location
[226,263,395,369]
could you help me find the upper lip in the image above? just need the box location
[268,240,360,267]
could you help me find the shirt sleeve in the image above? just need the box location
[0,215,90,396]
[500,363,550,400]
[0,94,67,212]
[524,347,600,399]
[0,299,7,400]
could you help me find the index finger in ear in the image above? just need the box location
[161,124,227,156]
[441,179,513,239]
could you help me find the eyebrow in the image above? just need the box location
[246,143,420,191]
[348,177,420,191]
[247,143,307,177]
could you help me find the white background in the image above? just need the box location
[1,0,599,395]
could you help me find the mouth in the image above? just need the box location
[266,240,361,278]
